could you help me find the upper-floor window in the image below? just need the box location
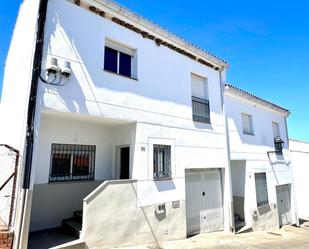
[242,113,254,135]
[191,74,210,124]
[272,122,280,138]
[255,172,269,207]
[104,39,137,79]
[49,144,96,182]
[153,144,171,180]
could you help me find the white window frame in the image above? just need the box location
[255,172,269,207]
[242,113,254,135]
[104,38,138,79]
[272,121,280,139]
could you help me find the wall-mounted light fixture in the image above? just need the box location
[274,136,284,153]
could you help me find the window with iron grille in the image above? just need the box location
[192,96,210,123]
[49,144,96,182]
[191,74,210,124]
[153,145,171,180]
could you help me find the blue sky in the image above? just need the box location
[1,1,308,141]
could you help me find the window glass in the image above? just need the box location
[119,52,132,77]
[153,145,171,180]
[51,153,71,178]
[242,113,254,135]
[255,173,269,207]
[272,122,280,138]
[191,74,207,99]
[104,47,118,73]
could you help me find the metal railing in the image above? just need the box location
[192,96,210,124]
[153,171,171,180]
[0,144,19,229]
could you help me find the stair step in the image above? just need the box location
[235,220,246,229]
[62,218,82,238]
[74,210,83,223]
[234,214,241,221]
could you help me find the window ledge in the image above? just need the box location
[104,69,138,81]
[153,177,172,181]
[243,132,255,136]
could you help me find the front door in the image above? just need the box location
[120,147,130,179]
[276,184,292,226]
[185,169,224,236]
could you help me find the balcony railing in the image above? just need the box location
[192,96,210,124]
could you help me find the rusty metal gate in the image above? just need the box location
[0,144,19,229]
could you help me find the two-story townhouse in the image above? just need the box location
[289,139,309,222]
[225,84,298,233]
[0,0,233,248]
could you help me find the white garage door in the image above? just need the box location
[276,184,292,226]
[185,169,224,235]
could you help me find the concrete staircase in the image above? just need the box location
[234,214,246,232]
[62,211,83,238]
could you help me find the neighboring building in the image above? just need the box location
[0,0,300,249]
[289,139,309,221]
[225,84,298,232]
[0,0,233,248]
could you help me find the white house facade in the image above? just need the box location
[289,139,309,221]
[0,0,302,249]
[0,0,234,248]
[225,84,298,232]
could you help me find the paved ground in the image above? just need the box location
[114,225,309,249]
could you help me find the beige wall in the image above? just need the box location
[82,180,186,248]
[251,204,279,231]
[30,181,102,231]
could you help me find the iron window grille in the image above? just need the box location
[49,144,96,182]
[192,96,210,124]
[153,145,171,180]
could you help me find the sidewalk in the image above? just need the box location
[113,226,309,249]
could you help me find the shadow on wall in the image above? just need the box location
[154,180,176,192]
[42,12,99,116]
[42,8,223,122]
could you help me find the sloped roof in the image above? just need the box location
[75,0,228,68]
[225,84,290,116]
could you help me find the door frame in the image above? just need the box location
[114,145,130,179]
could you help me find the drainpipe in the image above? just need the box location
[17,0,48,248]
[284,116,300,226]
[219,69,235,233]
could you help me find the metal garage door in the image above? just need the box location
[185,169,224,235]
[276,184,292,226]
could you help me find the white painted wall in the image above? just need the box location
[33,113,136,184]
[225,93,297,227]
[290,139,309,219]
[39,0,225,134]
[0,0,40,151]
